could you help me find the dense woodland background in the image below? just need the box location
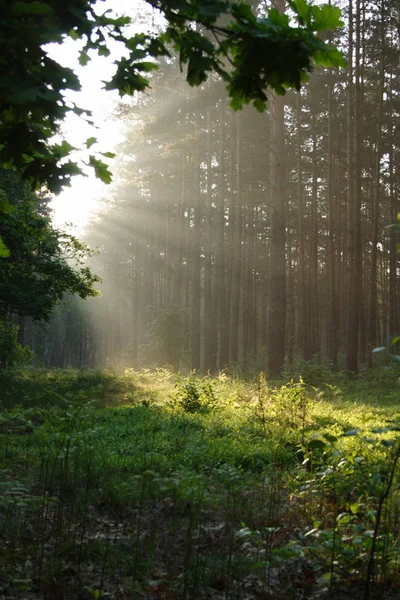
[18,0,399,376]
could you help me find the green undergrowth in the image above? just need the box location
[0,367,400,599]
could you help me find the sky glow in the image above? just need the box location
[49,0,156,233]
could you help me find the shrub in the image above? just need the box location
[173,375,218,413]
[0,318,32,368]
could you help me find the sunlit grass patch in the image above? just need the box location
[0,368,399,598]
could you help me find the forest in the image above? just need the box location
[18,0,399,377]
[0,0,399,598]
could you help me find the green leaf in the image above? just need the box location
[291,0,311,23]
[323,433,338,443]
[9,87,41,104]
[381,439,396,447]
[0,236,10,257]
[85,137,97,149]
[98,46,111,57]
[88,155,112,184]
[60,69,81,91]
[337,512,352,524]
[336,513,353,525]
[319,571,334,582]
[21,153,35,164]
[268,8,290,28]
[0,191,12,214]
[100,152,116,159]
[232,3,257,24]
[136,62,159,73]
[196,0,229,18]
[54,140,75,158]
[391,336,400,346]
[349,503,361,514]
[11,1,54,17]
[308,439,326,449]
[147,38,170,58]
[314,47,346,69]
[341,429,360,437]
[125,36,149,54]
[253,97,266,112]
[79,50,91,67]
[110,15,131,27]
[361,437,377,444]
[230,94,244,111]
[69,29,80,41]
[311,5,344,31]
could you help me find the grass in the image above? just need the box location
[0,366,400,599]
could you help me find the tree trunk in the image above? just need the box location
[346,0,363,374]
[229,113,242,366]
[327,69,338,366]
[217,103,229,369]
[191,148,202,371]
[267,0,286,377]
[204,105,217,372]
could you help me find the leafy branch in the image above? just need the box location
[0,0,345,195]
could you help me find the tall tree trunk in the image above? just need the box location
[296,95,308,360]
[309,132,320,357]
[243,204,254,368]
[327,69,338,366]
[267,0,286,377]
[388,82,398,343]
[346,0,363,374]
[229,113,242,366]
[17,315,25,346]
[191,145,202,371]
[131,252,138,363]
[217,104,229,368]
[286,227,295,365]
[204,105,217,371]
[368,1,385,362]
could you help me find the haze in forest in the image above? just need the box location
[50,0,157,231]
[40,0,399,376]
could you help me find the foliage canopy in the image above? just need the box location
[0,170,100,322]
[0,0,345,193]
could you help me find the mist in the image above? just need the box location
[33,0,399,376]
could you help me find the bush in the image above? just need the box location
[0,318,33,368]
[173,375,218,413]
[282,356,344,386]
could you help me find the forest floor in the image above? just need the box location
[1,366,400,600]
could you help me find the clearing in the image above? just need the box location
[1,367,399,599]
